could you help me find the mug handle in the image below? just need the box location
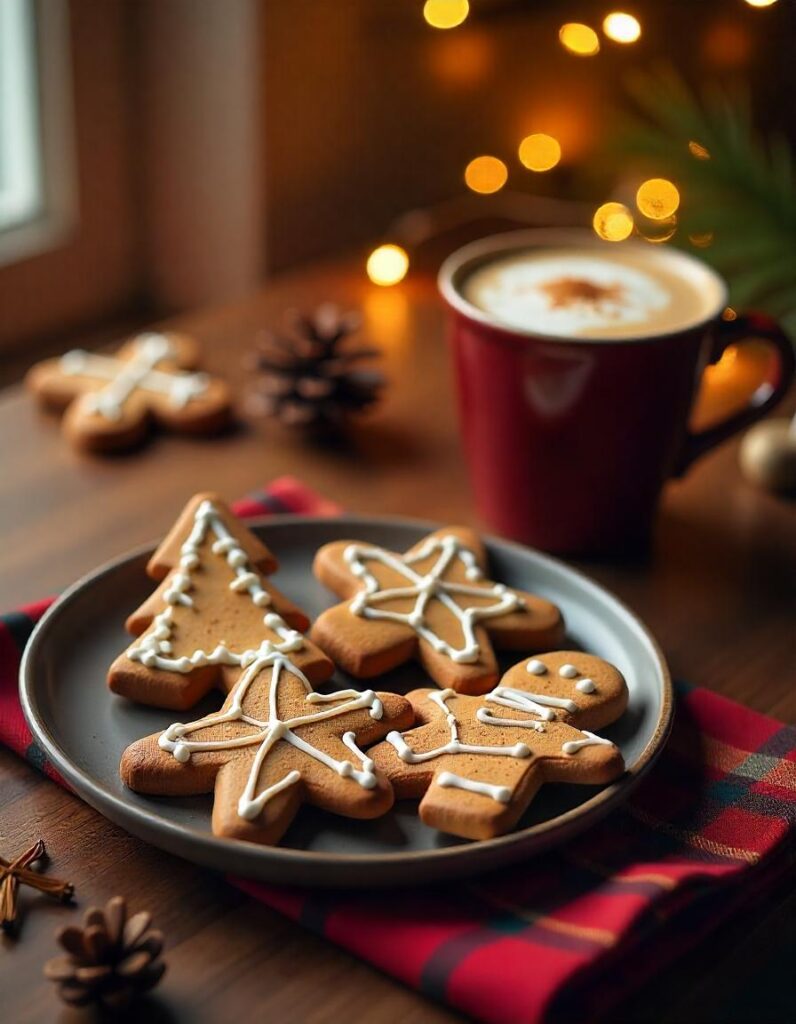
[676,311,795,474]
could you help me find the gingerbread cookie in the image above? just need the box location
[109,493,333,710]
[26,331,231,451]
[121,650,413,845]
[311,527,564,694]
[368,652,627,840]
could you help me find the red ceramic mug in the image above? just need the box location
[439,229,795,555]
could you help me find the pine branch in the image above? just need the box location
[613,69,796,335]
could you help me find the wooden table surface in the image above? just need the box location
[2,256,794,1022]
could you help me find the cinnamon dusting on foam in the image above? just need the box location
[540,277,624,314]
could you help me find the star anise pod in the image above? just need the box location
[44,896,166,1009]
[245,303,385,428]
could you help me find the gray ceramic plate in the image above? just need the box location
[20,515,672,887]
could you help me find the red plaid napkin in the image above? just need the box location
[1,477,793,1023]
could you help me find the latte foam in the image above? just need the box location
[461,247,718,339]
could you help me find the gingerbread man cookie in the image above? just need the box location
[121,648,413,845]
[109,493,333,710]
[368,652,627,840]
[311,527,564,694]
[26,331,231,451]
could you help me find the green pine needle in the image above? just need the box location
[614,68,796,338]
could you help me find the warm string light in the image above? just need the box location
[559,23,600,56]
[602,12,641,43]
[593,202,634,241]
[636,178,680,220]
[743,1,777,8]
[366,244,409,286]
[464,155,508,194]
[423,0,469,30]
[518,134,561,172]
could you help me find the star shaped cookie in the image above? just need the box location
[121,647,413,845]
[368,652,627,840]
[311,527,564,694]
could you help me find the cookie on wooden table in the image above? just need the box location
[368,652,627,840]
[311,527,565,695]
[26,331,231,452]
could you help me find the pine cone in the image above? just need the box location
[245,303,385,428]
[44,896,166,1009]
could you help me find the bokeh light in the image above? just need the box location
[602,13,642,43]
[704,22,752,67]
[464,155,508,194]
[593,202,634,242]
[688,140,711,160]
[423,0,469,30]
[518,134,561,172]
[636,178,680,220]
[559,23,600,57]
[366,244,409,286]
[744,1,777,8]
[430,28,493,88]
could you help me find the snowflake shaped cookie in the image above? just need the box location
[26,332,231,452]
[311,527,564,694]
[368,652,627,840]
[121,646,413,845]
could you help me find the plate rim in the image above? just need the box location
[20,512,674,877]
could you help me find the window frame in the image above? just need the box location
[0,0,77,268]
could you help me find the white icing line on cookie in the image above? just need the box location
[385,685,534,796]
[343,536,524,664]
[61,333,208,421]
[436,771,511,804]
[158,653,383,820]
[128,500,285,673]
[561,730,614,755]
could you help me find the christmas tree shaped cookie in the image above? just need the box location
[121,644,413,845]
[109,493,333,710]
[311,527,565,695]
[368,652,627,840]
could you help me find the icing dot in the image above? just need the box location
[228,549,247,568]
[337,761,353,778]
[465,567,483,581]
[527,659,547,675]
[576,678,596,694]
[173,742,190,763]
[512,743,530,757]
[254,591,271,607]
[559,664,579,679]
